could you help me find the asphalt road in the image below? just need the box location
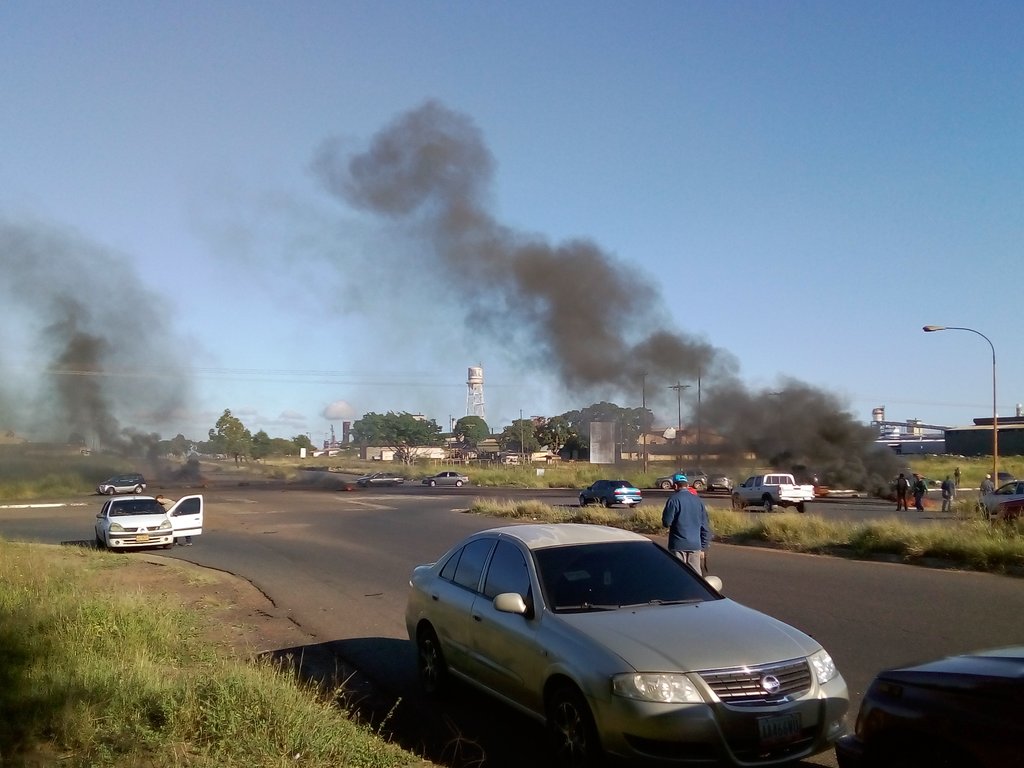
[2,481,1021,767]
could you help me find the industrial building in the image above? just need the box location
[872,405,1024,457]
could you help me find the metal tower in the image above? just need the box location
[466,365,485,419]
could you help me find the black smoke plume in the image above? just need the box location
[0,217,194,455]
[312,102,899,488]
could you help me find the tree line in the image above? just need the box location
[164,403,653,463]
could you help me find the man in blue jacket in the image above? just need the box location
[661,473,713,574]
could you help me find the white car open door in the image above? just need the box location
[168,494,204,540]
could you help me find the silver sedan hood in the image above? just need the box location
[555,598,820,671]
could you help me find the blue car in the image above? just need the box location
[579,479,643,508]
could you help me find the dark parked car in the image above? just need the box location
[655,469,708,491]
[835,645,1024,768]
[579,479,642,508]
[356,471,405,487]
[95,473,146,495]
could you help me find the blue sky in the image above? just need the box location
[1,1,1021,444]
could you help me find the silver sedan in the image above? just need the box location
[405,523,849,767]
[421,471,470,487]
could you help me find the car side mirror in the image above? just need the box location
[704,575,723,592]
[493,592,528,615]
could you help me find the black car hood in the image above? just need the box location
[877,646,1024,701]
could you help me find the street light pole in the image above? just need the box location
[923,325,998,483]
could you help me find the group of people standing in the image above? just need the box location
[896,466,974,513]
[894,472,931,511]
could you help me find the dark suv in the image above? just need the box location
[96,473,147,495]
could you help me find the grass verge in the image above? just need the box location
[469,498,1024,576]
[0,540,426,768]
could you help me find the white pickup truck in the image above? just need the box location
[731,473,815,513]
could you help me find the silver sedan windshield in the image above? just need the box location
[534,541,718,612]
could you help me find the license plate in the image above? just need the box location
[137,534,150,542]
[757,713,801,747]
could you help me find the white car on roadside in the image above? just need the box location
[980,480,1024,520]
[94,495,204,550]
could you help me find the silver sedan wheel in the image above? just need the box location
[547,684,601,768]
[416,626,448,696]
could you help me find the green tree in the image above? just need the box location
[208,409,252,463]
[251,430,272,462]
[350,412,443,463]
[534,416,574,455]
[168,433,191,457]
[453,415,489,445]
[498,419,541,454]
[266,437,296,456]
[292,434,314,451]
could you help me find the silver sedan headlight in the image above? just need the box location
[809,649,838,685]
[109,522,125,532]
[612,673,705,703]
[158,519,172,530]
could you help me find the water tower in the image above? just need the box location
[466,365,485,419]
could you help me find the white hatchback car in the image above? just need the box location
[405,523,849,767]
[94,495,204,550]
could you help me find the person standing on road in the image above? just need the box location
[911,474,927,512]
[954,466,961,490]
[980,474,995,495]
[895,473,911,511]
[662,474,712,575]
[940,475,955,513]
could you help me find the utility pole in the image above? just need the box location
[668,382,691,464]
[696,369,702,468]
[520,409,525,459]
[641,373,647,473]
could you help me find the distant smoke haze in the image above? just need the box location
[0,217,194,452]
[313,101,899,488]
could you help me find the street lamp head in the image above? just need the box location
[922,325,946,332]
